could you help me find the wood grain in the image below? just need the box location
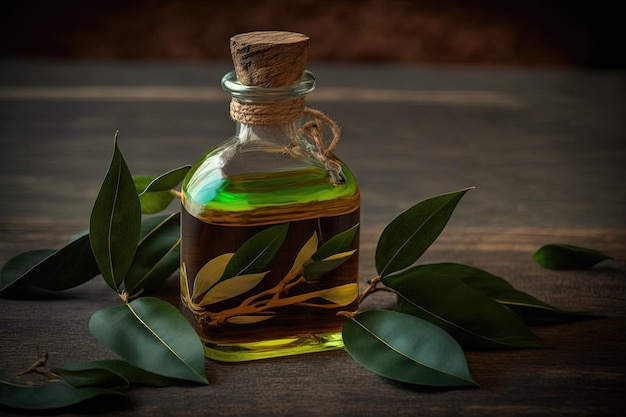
[1,61,624,416]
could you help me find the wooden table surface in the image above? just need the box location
[1,60,625,416]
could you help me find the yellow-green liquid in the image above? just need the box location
[181,165,360,361]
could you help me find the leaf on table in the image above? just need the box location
[412,263,601,325]
[89,134,142,292]
[302,249,357,281]
[55,359,178,387]
[0,234,100,297]
[383,267,547,349]
[221,223,288,281]
[89,297,208,384]
[192,253,234,299]
[198,272,268,306]
[289,232,318,275]
[342,310,478,387]
[375,187,472,277]
[532,244,613,270]
[0,250,55,296]
[0,371,126,411]
[124,212,181,296]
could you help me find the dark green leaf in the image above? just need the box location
[0,234,99,297]
[135,175,175,214]
[55,368,129,389]
[533,244,612,270]
[134,165,190,214]
[342,310,477,387]
[0,371,126,410]
[303,249,357,281]
[411,263,600,325]
[383,267,547,349]
[55,359,176,387]
[311,223,359,261]
[140,165,191,193]
[124,212,181,296]
[221,224,288,280]
[0,250,54,296]
[375,188,472,277]
[89,134,142,292]
[89,297,208,384]
[139,213,171,238]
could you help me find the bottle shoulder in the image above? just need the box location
[182,141,359,221]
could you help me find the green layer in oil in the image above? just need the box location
[183,164,359,214]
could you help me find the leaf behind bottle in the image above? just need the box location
[375,188,472,277]
[124,212,181,296]
[135,176,175,215]
[410,263,601,325]
[383,267,547,349]
[134,165,191,214]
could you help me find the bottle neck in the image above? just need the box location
[233,120,303,148]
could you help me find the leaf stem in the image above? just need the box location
[15,352,59,381]
[358,276,382,304]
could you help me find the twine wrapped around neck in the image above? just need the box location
[229,101,341,161]
[229,98,306,125]
[230,99,344,184]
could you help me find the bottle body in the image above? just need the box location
[180,123,360,361]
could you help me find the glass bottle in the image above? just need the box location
[180,31,360,361]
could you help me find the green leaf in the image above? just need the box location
[311,224,359,261]
[0,250,55,296]
[89,134,142,292]
[342,310,477,387]
[221,224,288,280]
[135,176,175,215]
[532,244,613,270]
[411,263,600,325]
[89,297,208,384]
[55,368,129,390]
[303,249,357,281]
[383,267,547,349]
[134,165,190,214]
[199,272,268,306]
[140,165,191,193]
[55,359,177,387]
[0,234,99,297]
[124,212,181,296]
[375,188,472,277]
[0,372,126,410]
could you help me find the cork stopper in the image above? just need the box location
[230,31,310,88]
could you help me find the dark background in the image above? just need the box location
[1,0,623,67]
